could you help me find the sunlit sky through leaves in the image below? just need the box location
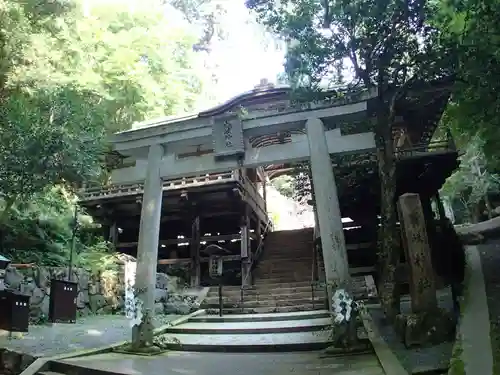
[202,1,285,101]
[83,0,286,107]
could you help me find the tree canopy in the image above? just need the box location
[0,0,214,265]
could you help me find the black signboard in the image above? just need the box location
[0,290,30,332]
[49,279,78,323]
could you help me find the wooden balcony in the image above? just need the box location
[80,137,456,204]
[79,171,238,202]
[394,138,457,160]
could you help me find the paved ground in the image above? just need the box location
[477,239,500,375]
[0,314,181,358]
[461,246,493,375]
[63,350,384,375]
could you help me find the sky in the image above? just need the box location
[84,0,286,110]
[205,1,286,100]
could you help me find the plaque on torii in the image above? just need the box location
[212,117,245,160]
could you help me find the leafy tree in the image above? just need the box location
[441,135,500,222]
[247,0,456,317]
[435,0,500,168]
[167,0,227,52]
[0,86,107,220]
[271,175,295,198]
[0,0,208,220]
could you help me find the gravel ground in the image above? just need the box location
[0,314,181,358]
[368,289,454,374]
[478,239,500,375]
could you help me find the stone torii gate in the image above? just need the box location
[109,86,378,347]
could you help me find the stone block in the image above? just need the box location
[396,309,456,348]
[154,302,165,315]
[89,294,106,312]
[30,287,46,306]
[76,290,90,308]
[155,288,168,303]
[4,267,23,290]
[88,282,101,295]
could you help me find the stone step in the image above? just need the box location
[160,329,333,352]
[255,270,313,277]
[262,243,312,247]
[256,263,312,269]
[259,255,312,259]
[191,310,331,322]
[204,304,326,314]
[259,257,313,262]
[250,280,313,288]
[206,285,326,297]
[254,277,311,284]
[205,292,327,302]
[204,294,326,305]
[215,292,327,301]
[159,324,368,352]
[165,316,332,335]
[205,281,315,293]
[202,297,326,308]
[256,262,313,268]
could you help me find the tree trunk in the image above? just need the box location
[471,203,481,223]
[0,196,16,226]
[376,94,401,321]
[484,194,493,219]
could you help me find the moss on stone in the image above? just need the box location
[448,254,471,375]
[113,343,166,356]
[448,337,465,375]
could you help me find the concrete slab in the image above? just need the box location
[61,350,385,375]
[461,246,493,375]
[0,314,182,358]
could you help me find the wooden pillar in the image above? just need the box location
[190,214,201,287]
[398,193,437,313]
[262,178,268,215]
[434,192,447,224]
[255,215,262,252]
[241,204,252,287]
[108,221,118,247]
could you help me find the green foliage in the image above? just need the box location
[0,86,106,206]
[0,0,210,269]
[435,0,500,168]
[270,176,295,198]
[441,136,500,222]
[247,0,455,93]
[1,186,110,269]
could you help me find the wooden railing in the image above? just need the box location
[117,233,258,249]
[232,170,268,219]
[80,138,456,202]
[79,171,237,201]
[395,138,456,159]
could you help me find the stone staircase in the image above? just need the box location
[202,228,326,314]
[157,309,368,352]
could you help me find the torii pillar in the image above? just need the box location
[132,144,164,349]
[306,118,358,348]
[305,119,351,305]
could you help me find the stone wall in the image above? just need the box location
[3,263,207,323]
